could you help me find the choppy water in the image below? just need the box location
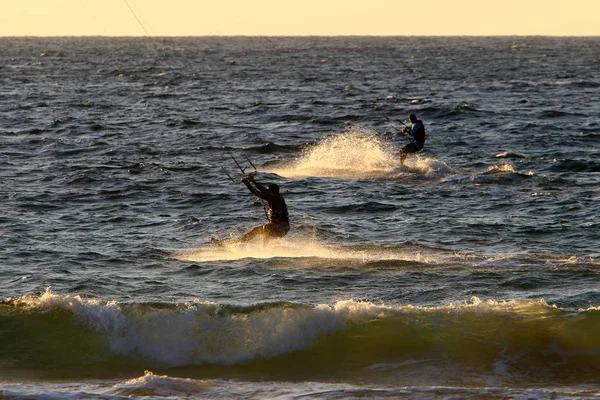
[1,36,599,399]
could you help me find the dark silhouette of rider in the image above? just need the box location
[238,174,290,243]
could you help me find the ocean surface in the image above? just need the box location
[1,36,599,399]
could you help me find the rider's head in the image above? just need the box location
[409,114,417,123]
[268,184,280,194]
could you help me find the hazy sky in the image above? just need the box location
[1,0,599,36]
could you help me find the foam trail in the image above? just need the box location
[267,129,398,179]
[263,129,452,179]
[177,236,443,264]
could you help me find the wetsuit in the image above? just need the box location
[241,177,290,241]
[403,119,426,153]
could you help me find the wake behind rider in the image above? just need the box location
[400,113,426,165]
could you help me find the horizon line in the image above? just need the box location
[2,34,599,38]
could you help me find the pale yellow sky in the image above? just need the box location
[1,0,599,36]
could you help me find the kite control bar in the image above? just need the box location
[222,154,270,221]
[231,154,257,178]
[222,154,258,183]
[386,117,411,138]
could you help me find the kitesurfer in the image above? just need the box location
[400,113,426,165]
[238,174,290,243]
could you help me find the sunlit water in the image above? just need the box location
[1,36,599,398]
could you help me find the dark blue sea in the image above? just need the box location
[1,36,599,399]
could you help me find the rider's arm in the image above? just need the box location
[253,180,269,194]
[242,177,261,197]
[243,175,276,202]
